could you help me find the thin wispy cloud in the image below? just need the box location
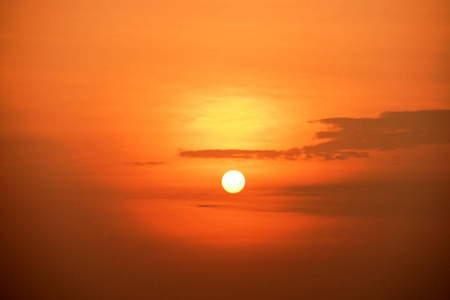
[179,148,301,160]
[194,180,450,218]
[125,161,165,166]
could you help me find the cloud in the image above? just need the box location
[195,204,219,208]
[303,110,450,158]
[179,148,301,160]
[179,110,450,161]
[191,180,449,218]
[269,180,450,218]
[302,150,369,160]
[125,161,165,166]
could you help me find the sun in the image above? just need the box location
[221,170,245,194]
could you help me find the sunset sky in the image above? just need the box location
[1,1,449,299]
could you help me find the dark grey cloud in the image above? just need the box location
[125,161,164,166]
[303,109,450,158]
[179,110,450,161]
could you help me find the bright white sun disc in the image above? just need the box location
[221,170,245,193]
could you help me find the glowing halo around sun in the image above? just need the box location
[221,170,245,193]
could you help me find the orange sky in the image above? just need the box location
[1,1,449,299]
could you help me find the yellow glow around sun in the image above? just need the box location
[185,94,278,148]
[222,170,245,193]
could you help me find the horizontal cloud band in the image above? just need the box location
[125,161,164,166]
[179,110,450,161]
[179,148,369,161]
[179,148,302,160]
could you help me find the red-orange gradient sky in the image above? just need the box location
[1,1,450,299]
